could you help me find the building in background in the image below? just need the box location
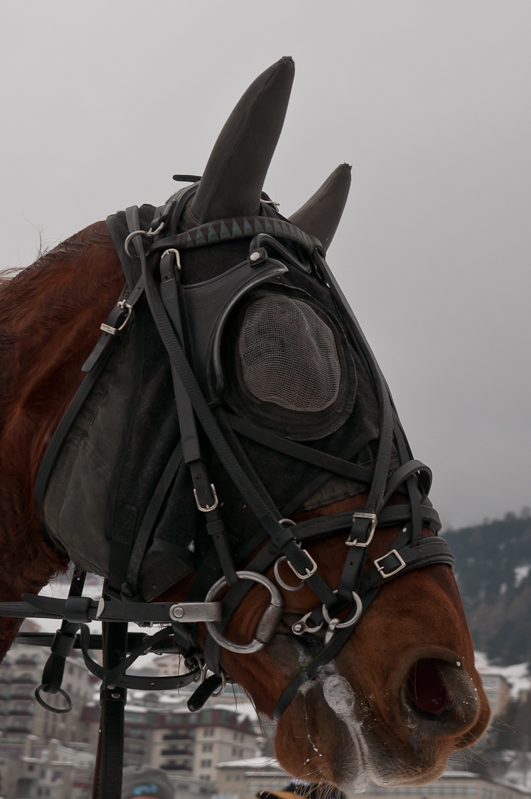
[215,757,288,799]
[0,638,260,797]
[0,644,97,755]
[0,736,95,799]
[364,770,530,799]
[80,697,258,787]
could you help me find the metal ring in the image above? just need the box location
[198,662,208,684]
[124,221,165,257]
[124,230,148,257]
[34,685,73,715]
[274,556,305,592]
[148,221,165,237]
[205,571,283,654]
[279,518,295,527]
[199,664,227,696]
[211,669,227,697]
[322,590,363,630]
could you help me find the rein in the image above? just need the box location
[0,187,455,798]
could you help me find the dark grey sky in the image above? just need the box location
[1,1,530,529]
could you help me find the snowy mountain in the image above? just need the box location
[444,511,531,666]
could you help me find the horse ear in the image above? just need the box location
[188,57,295,224]
[289,164,352,250]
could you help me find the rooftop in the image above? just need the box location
[217,757,284,770]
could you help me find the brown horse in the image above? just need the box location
[0,57,490,793]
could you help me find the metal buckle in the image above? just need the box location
[100,301,133,336]
[374,549,407,578]
[346,512,378,547]
[193,484,219,512]
[286,550,318,581]
[274,556,305,592]
[161,248,182,270]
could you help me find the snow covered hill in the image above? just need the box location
[444,510,531,666]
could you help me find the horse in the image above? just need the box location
[0,57,490,795]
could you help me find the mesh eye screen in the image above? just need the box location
[238,296,341,412]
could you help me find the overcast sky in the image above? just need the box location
[1,1,530,530]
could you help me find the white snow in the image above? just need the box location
[499,753,531,792]
[475,653,531,699]
[217,757,281,769]
[514,565,531,588]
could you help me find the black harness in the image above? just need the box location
[0,183,454,798]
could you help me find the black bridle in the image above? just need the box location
[0,185,454,798]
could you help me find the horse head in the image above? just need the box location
[154,57,490,791]
[0,56,490,797]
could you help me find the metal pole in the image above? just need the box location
[92,622,128,799]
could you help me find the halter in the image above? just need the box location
[0,183,454,798]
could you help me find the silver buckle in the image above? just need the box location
[100,301,133,336]
[161,248,182,270]
[346,512,378,547]
[286,550,318,581]
[374,549,406,578]
[193,484,219,512]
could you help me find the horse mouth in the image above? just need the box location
[405,658,454,719]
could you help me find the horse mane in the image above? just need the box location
[0,221,124,611]
[0,221,120,429]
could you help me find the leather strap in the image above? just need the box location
[34,342,115,522]
[148,215,316,256]
[36,568,86,699]
[131,210,320,587]
[227,414,375,484]
[123,442,184,598]
[34,273,145,522]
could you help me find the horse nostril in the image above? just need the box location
[405,659,454,718]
